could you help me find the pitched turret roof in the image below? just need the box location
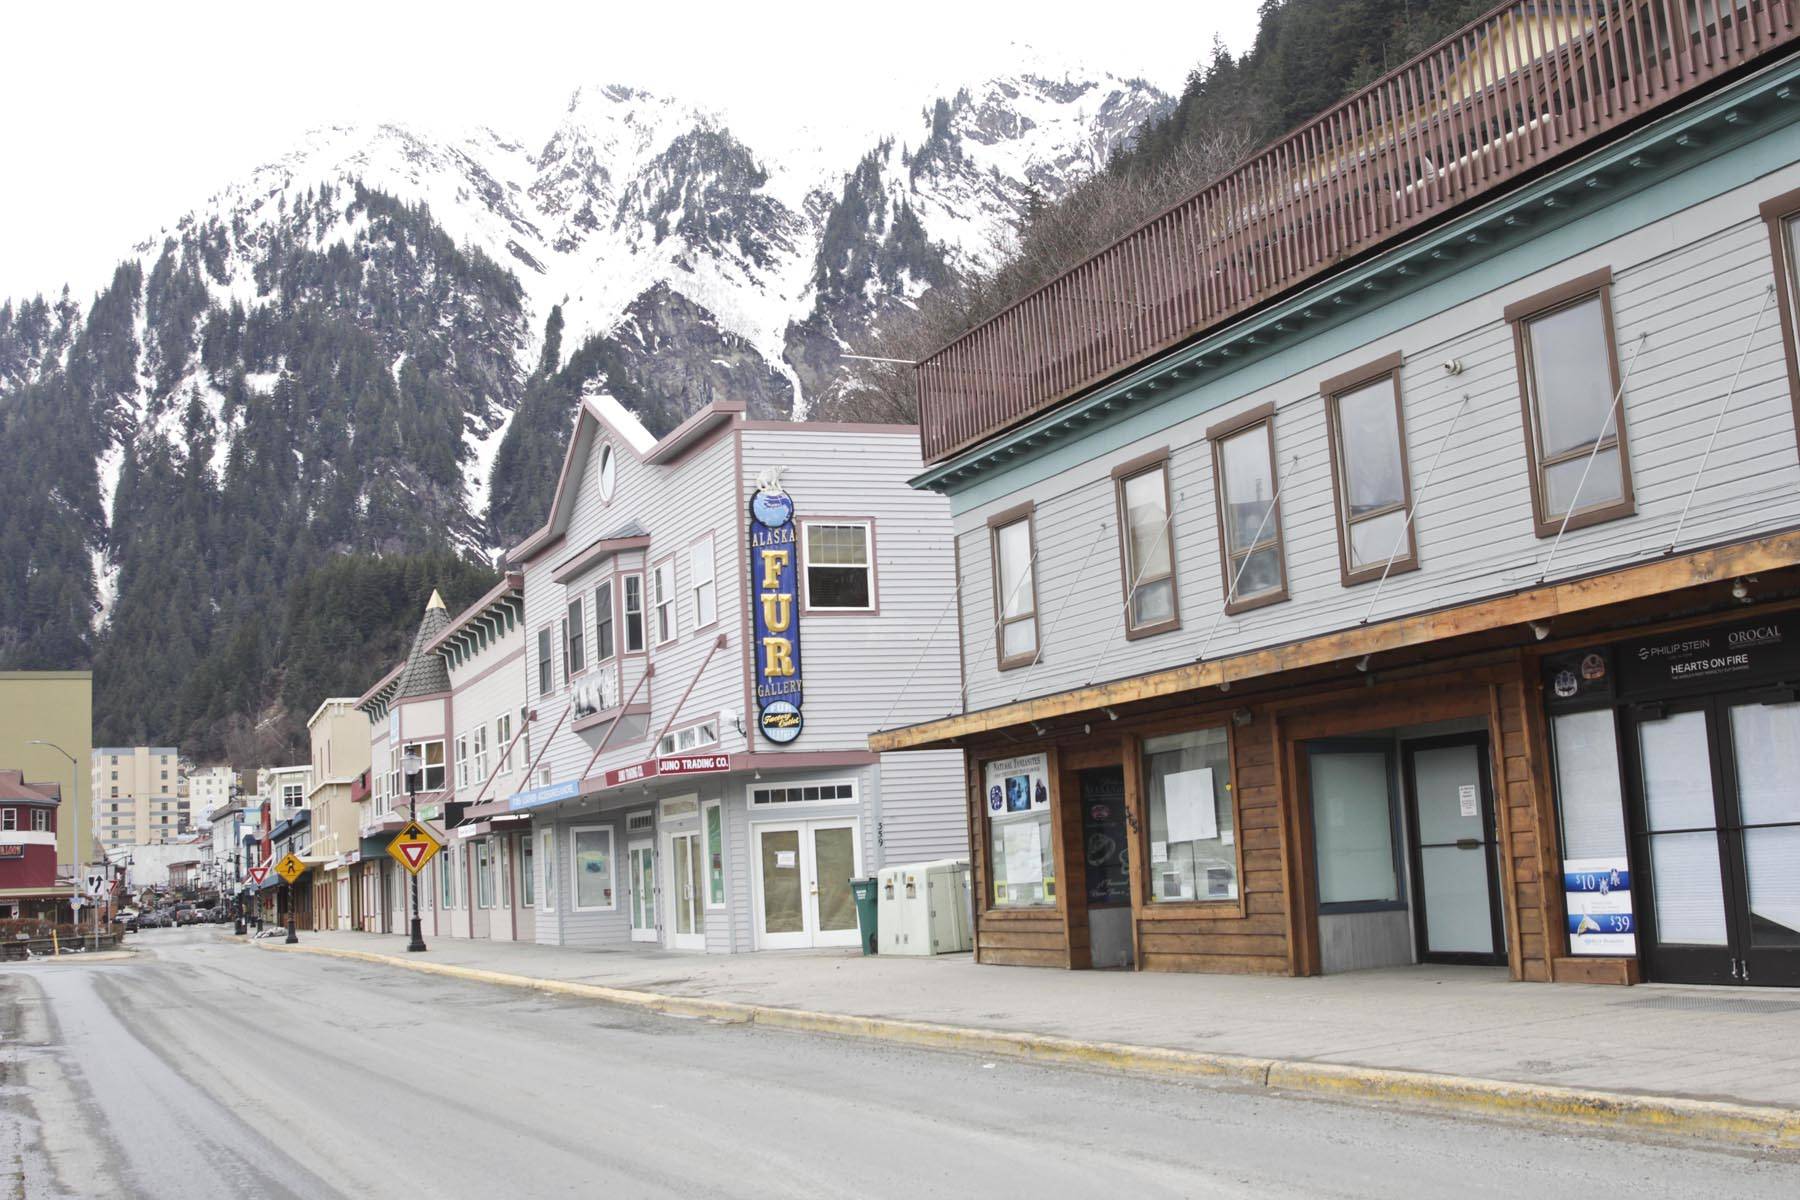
[393,592,452,701]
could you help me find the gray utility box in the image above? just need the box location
[876,859,973,956]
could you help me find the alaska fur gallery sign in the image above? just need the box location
[749,470,804,743]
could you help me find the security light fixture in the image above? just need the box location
[1529,620,1551,641]
[1732,577,1750,601]
[1355,654,1372,672]
[1103,707,1119,721]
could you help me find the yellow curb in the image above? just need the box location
[251,940,1800,1150]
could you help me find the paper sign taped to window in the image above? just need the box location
[1458,784,1479,818]
[775,850,796,869]
[1003,821,1044,885]
[1164,768,1217,843]
[1150,840,1168,863]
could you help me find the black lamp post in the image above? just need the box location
[402,750,427,953]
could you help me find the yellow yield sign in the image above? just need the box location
[274,853,307,885]
[388,821,443,876]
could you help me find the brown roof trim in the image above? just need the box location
[551,536,653,584]
[644,400,746,465]
[423,573,524,657]
[1205,400,1276,443]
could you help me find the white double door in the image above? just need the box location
[658,829,706,951]
[752,819,861,950]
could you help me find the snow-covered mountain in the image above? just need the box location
[0,64,1168,756]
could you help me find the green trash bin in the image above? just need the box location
[850,877,879,955]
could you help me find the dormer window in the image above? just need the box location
[597,443,617,503]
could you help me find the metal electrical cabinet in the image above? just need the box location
[876,859,973,956]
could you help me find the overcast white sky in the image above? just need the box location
[1,0,1259,302]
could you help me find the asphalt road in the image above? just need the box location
[1,928,1795,1199]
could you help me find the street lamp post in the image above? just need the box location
[26,740,78,912]
[402,750,427,953]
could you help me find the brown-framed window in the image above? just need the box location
[1140,723,1237,904]
[988,502,1039,671]
[1322,352,1417,585]
[1112,450,1180,638]
[1758,186,1800,444]
[565,595,586,676]
[1504,267,1635,537]
[1206,403,1288,613]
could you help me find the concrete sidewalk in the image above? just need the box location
[255,929,1800,1134]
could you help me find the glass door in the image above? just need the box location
[1403,735,1506,964]
[1627,702,1735,983]
[753,820,862,949]
[1723,699,1800,986]
[663,830,705,951]
[629,840,657,943]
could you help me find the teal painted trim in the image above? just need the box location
[932,56,1800,514]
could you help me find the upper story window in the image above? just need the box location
[622,573,645,653]
[455,735,470,789]
[0,809,14,831]
[1323,354,1417,585]
[988,503,1038,671]
[495,713,513,772]
[1207,404,1287,613]
[802,521,874,612]
[652,559,677,645]
[565,596,586,676]
[1758,187,1800,446]
[31,810,46,832]
[656,719,719,757]
[473,726,489,784]
[537,626,554,695]
[594,581,615,662]
[1505,268,1634,536]
[690,534,718,628]
[597,443,616,503]
[1111,451,1178,638]
[401,740,446,792]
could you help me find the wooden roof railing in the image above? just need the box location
[917,0,1798,465]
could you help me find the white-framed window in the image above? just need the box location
[597,442,617,502]
[0,810,14,832]
[991,507,1038,670]
[401,740,446,792]
[476,839,496,908]
[623,573,645,653]
[439,849,455,909]
[749,780,857,807]
[656,719,720,758]
[520,833,535,907]
[540,828,556,912]
[570,825,616,911]
[595,580,615,662]
[454,735,470,789]
[690,534,717,628]
[652,559,677,645]
[565,595,586,676]
[472,726,489,783]
[626,810,654,834]
[801,520,874,611]
[537,626,555,695]
[494,713,513,772]
[703,799,726,909]
[31,810,46,832]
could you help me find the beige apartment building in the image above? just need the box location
[0,671,93,880]
[305,698,370,930]
[93,746,188,847]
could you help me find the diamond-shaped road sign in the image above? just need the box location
[274,853,307,885]
[387,821,443,876]
[246,863,269,885]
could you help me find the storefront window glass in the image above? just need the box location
[1551,709,1628,858]
[1143,728,1237,902]
[705,802,726,907]
[572,827,614,910]
[983,753,1054,907]
[1309,747,1398,907]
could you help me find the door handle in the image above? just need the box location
[1455,838,1481,850]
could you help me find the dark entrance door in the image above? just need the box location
[1627,694,1800,986]
[1078,766,1132,969]
[1402,734,1506,965]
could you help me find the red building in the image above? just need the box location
[0,769,73,919]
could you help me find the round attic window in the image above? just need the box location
[598,443,616,502]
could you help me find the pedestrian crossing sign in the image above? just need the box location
[388,821,443,876]
[275,853,307,885]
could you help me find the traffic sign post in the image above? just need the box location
[386,821,443,876]
[274,854,306,944]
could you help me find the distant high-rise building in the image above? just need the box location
[91,746,186,847]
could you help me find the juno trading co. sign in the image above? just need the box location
[749,469,804,743]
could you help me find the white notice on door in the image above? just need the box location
[1458,784,1479,818]
[1003,821,1044,885]
[775,849,796,869]
[1164,768,1217,843]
